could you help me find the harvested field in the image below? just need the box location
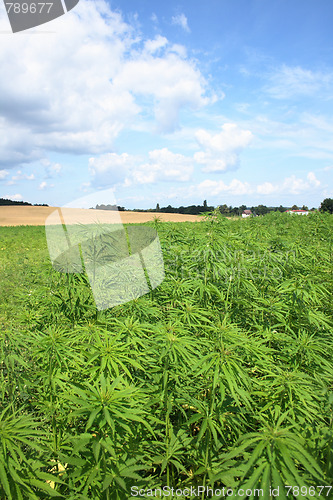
[0,205,203,226]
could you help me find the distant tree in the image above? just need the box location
[203,200,207,209]
[219,204,229,214]
[254,205,269,216]
[0,198,31,206]
[156,203,160,212]
[301,205,308,211]
[277,205,285,212]
[187,205,199,215]
[291,204,298,210]
[320,198,333,214]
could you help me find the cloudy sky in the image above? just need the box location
[0,0,332,209]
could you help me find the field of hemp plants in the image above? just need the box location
[0,211,332,499]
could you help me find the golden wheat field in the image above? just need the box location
[0,205,203,226]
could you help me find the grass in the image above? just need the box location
[0,212,332,499]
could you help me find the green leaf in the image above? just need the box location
[0,461,12,500]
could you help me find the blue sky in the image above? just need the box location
[0,0,332,209]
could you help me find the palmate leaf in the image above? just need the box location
[31,326,84,371]
[186,395,226,449]
[28,477,65,497]
[85,329,144,379]
[0,458,11,499]
[151,428,191,476]
[63,442,147,499]
[198,348,253,409]
[111,315,157,349]
[277,439,324,481]
[285,329,333,371]
[0,408,65,498]
[199,453,242,488]
[260,463,271,500]
[65,374,155,438]
[237,461,267,498]
[255,362,321,406]
[270,467,288,500]
[154,321,208,370]
[0,407,45,454]
[224,417,327,496]
[168,300,212,327]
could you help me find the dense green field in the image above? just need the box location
[0,212,332,499]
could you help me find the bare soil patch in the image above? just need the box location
[0,206,203,226]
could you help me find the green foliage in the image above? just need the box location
[0,212,332,497]
[320,198,333,214]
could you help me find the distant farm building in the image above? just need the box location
[242,209,252,218]
[286,209,309,215]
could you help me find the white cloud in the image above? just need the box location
[10,171,35,182]
[0,170,9,180]
[88,124,254,188]
[0,0,208,168]
[40,159,62,177]
[48,163,62,176]
[257,171,321,195]
[282,174,313,195]
[144,35,168,54]
[306,171,320,187]
[38,181,54,190]
[194,123,253,172]
[5,193,23,201]
[197,179,253,196]
[171,13,190,33]
[0,2,135,166]
[131,148,193,184]
[7,170,35,185]
[0,117,41,167]
[241,113,333,163]
[257,182,276,195]
[266,65,333,99]
[89,147,194,187]
[113,52,209,133]
[144,170,322,205]
[175,171,321,201]
[89,152,136,187]
[169,44,188,58]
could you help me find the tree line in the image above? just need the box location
[150,201,315,216]
[0,198,48,206]
[2,197,333,214]
[144,199,333,215]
